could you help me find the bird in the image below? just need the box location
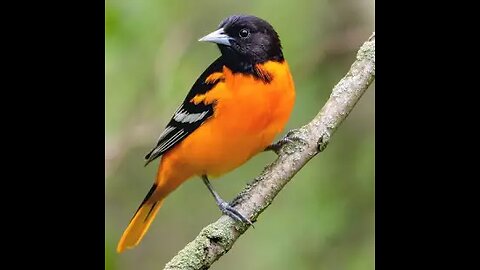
[116,14,296,253]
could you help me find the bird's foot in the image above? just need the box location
[218,200,254,228]
[264,130,308,154]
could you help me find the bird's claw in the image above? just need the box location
[219,201,254,228]
[265,131,307,153]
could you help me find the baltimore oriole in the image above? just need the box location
[117,15,296,253]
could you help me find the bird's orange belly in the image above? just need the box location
[173,104,284,177]
[160,60,295,182]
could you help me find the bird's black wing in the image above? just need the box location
[144,57,225,166]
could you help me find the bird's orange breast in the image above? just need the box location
[160,60,295,181]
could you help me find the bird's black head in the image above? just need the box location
[199,15,284,71]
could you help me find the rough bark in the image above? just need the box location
[164,33,375,270]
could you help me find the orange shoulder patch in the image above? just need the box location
[190,72,225,105]
[205,72,224,84]
[190,94,207,105]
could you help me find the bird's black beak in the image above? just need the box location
[198,28,231,46]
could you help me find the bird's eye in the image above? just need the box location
[239,28,250,38]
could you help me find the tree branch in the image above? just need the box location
[163,33,375,270]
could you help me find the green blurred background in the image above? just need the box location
[106,0,374,269]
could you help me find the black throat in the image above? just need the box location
[218,45,283,83]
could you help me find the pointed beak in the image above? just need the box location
[198,28,231,46]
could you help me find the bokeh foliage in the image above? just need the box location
[106,0,374,269]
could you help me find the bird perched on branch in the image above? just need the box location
[117,14,296,253]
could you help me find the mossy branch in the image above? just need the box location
[164,33,375,270]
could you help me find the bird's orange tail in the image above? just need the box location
[117,185,164,253]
